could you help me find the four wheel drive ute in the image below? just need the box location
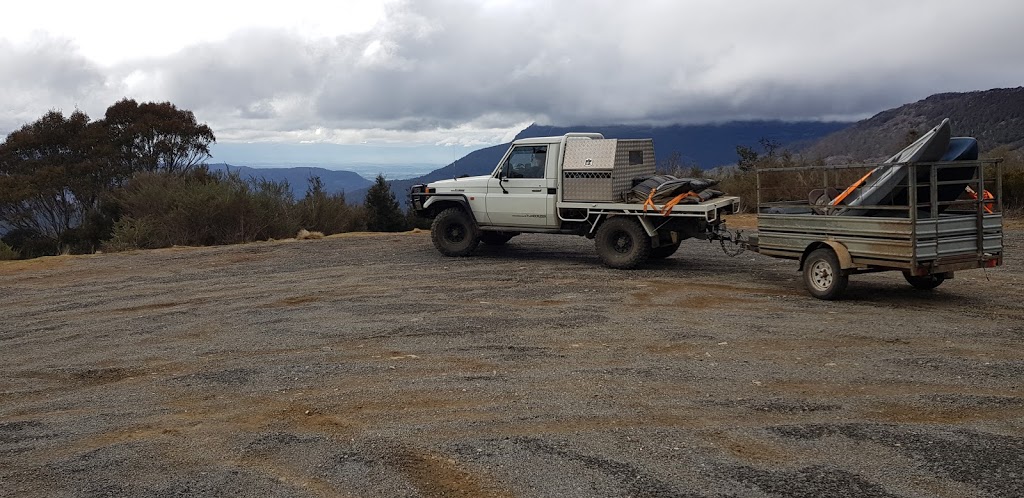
[410,133,740,269]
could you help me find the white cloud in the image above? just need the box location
[0,1,388,65]
[3,0,1024,147]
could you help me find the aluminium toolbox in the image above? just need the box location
[561,139,656,202]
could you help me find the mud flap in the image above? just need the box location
[636,216,658,238]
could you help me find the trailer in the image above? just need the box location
[748,158,1004,299]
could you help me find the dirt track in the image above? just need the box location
[1,223,1022,497]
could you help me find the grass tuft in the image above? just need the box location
[296,229,325,240]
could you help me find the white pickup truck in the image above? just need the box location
[410,133,740,268]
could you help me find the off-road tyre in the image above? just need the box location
[803,248,849,300]
[431,207,479,257]
[480,231,515,246]
[650,242,681,259]
[595,217,651,269]
[903,272,946,290]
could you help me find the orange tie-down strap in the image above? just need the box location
[966,186,995,214]
[643,188,658,212]
[659,191,701,216]
[642,188,701,216]
[830,167,878,206]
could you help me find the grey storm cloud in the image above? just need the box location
[0,37,107,131]
[4,0,1024,140]
[151,31,322,112]
[307,0,1024,127]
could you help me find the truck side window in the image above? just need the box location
[504,146,547,179]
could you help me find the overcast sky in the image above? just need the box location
[3,0,1023,156]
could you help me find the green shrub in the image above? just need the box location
[405,206,432,230]
[364,174,408,232]
[243,178,299,241]
[715,169,757,212]
[110,169,301,248]
[101,217,156,252]
[1,229,54,259]
[712,141,813,212]
[294,177,365,234]
[1000,156,1024,212]
[107,169,377,249]
[0,240,20,260]
[980,147,1024,212]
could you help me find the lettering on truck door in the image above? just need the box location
[486,145,557,227]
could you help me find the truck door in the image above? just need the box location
[486,145,558,227]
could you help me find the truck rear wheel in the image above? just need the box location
[903,271,946,290]
[803,248,848,300]
[431,207,479,257]
[595,217,651,269]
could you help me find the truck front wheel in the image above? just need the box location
[431,207,479,256]
[802,248,848,300]
[595,217,651,269]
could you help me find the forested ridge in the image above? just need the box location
[803,87,1024,161]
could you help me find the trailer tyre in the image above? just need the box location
[431,207,479,257]
[650,242,681,259]
[595,217,651,269]
[803,248,848,300]
[902,272,946,290]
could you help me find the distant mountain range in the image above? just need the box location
[209,142,449,178]
[207,164,373,196]
[802,87,1024,161]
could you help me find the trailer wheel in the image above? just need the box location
[431,207,479,257]
[650,242,681,259]
[803,248,848,300]
[902,272,946,290]
[595,217,651,269]
[480,231,515,246]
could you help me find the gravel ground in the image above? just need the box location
[1,224,1022,497]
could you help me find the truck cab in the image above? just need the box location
[412,133,602,230]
